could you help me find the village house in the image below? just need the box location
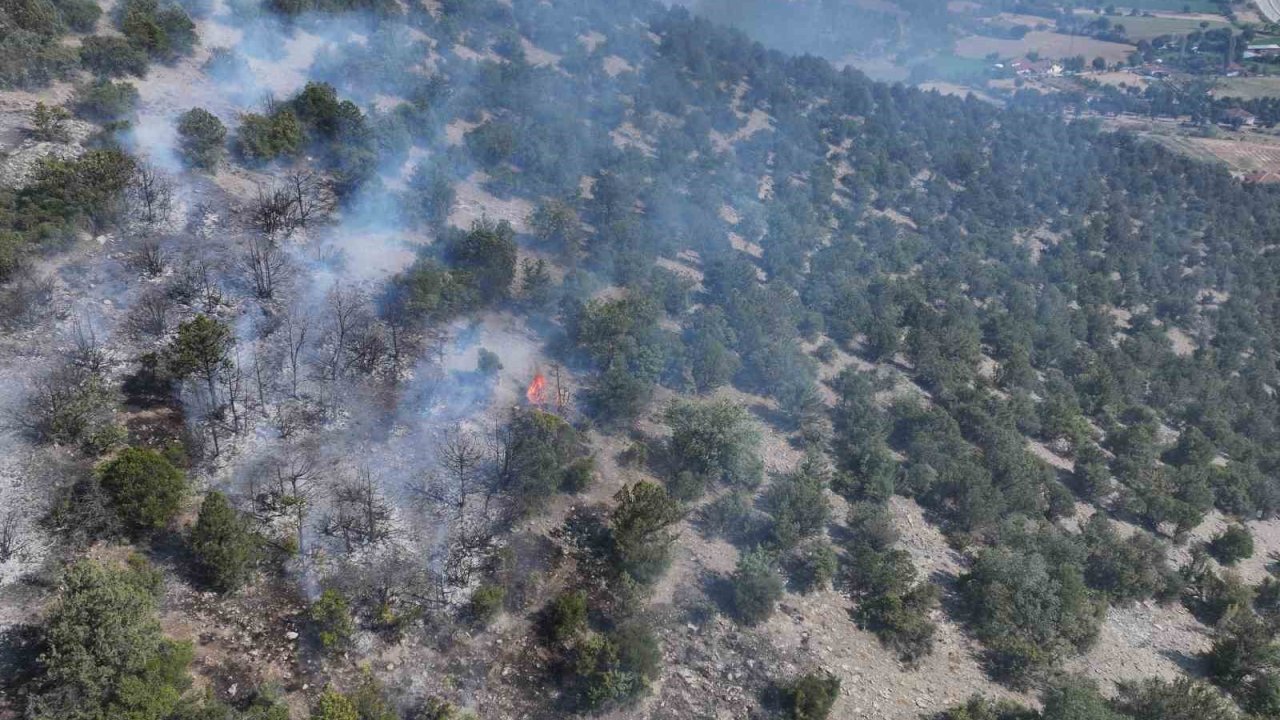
[1220,107,1257,128]
[1243,169,1280,184]
[1009,58,1064,76]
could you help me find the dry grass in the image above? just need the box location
[1091,70,1150,89]
[1112,14,1230,40]
[954,31,1133,63]
[1211,76,1280,101]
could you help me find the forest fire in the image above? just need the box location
[526,372,547,406]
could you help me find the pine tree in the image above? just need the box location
[189,491,257,593]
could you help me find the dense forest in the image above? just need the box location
[2,0,1280,718]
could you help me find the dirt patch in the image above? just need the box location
[448,171,534,232]
[520,38,560,68]
[602,55,633,77]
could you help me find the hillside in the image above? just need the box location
[2,1,1280,719]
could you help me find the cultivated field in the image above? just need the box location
[1151,133,1280,171]
[954,31,1134,63]
[1258,0,1280,23]
[1212,75,1280,100]
[1116,0,1228,11]
[1113,14,1231,40]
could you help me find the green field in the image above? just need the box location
[907,53,991,84]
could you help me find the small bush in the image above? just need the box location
[476,347,502,376]
[467,584,505,627]
[730,548,783,626]
[97,447,186,535]
[79,35,150,77]
[560,456,595,493]
[413,697,477,720]
[668,469,706,502]
[699,491,756,543]
[234,109,303,164]
[30,102,71,141]
[1209,524,1254,566]
[311,687,358,720]
[176,107,226,170]
[541,589,587,643]
[788,540,838,594]
[310,589,354,651]
[781,670,841,720]
[72,78,139,121]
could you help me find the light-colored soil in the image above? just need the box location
[955,31,1134,63]
[1152,133,1280,173]
[448,171,534,232]
[1211,76,1280,101]
[603,55,634,77]
[1091,70,1149,89]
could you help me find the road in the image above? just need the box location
[1257,0,1280,23]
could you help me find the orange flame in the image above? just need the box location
[526,372,547,406]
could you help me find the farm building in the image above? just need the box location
[1243,170,1280,184]
[1010,58,1063,76]
[1220,107,1257,127]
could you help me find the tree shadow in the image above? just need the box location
[1159,648,1205,676]
[701,571,737,622]
[0,623,41,697]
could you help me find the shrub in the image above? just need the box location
[958,547,1104,684]
[72,78,139,121]
[79,35,150,77]
[664,398,764,489]
[0,31,79,90]
[189,491,257,593]
[788,540,838,594]
[27,559,193,720]
[476,347,502,376]
[730,547,783,626]
[467,584,505,627]
[413,697,478,720]
[118,0,196,60]
[566,623,661,711]
[56,0,102,31]
[97,447,186,535]
[698,490,756,543]
[234,109,303,164]
[560,456,595,493]
[446,218,517,304]
[309,589,354,651]
[1209,524,1254,566]
[542,590,588,643]
[781,670,840,720]
[1082,514,1175,603]
[30,102,71,141]
[609,481,684,585]
[764,454,831,550]
[500,408,587,515]
[311,687,358,720]
[1113,676,1243,720]
[667,469,705,502]
[1203,609,1279,693]
[176,107,226,170]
